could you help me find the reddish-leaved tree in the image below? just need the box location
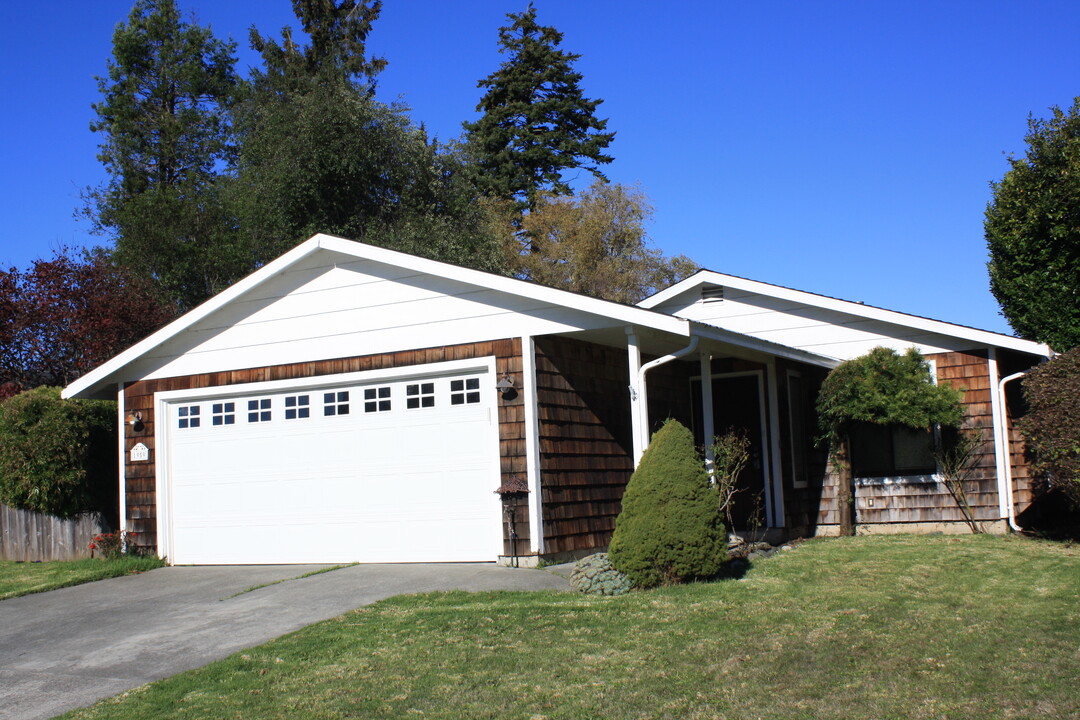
[0,249,176,399]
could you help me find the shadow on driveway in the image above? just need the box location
[0,563,568,720]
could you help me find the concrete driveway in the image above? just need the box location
[0,563,568,720]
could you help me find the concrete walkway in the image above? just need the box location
[0,563,568,720]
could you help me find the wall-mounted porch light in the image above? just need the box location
[126,411,144,431]
[495,375,518,400]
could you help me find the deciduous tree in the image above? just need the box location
[1018,347,1080,505]
[986,98,1080,351]
[464,4,615,211]
[0,250,176,399]
[87,0,239,310]
[515,181,697,303]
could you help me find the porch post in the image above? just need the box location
[700,351,715,478]
[626,327,645,466]
[987,348,1010,521]
[766,360,786,528]
[521,335,544,554]
[116,382,127,537]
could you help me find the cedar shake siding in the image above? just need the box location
[534,336,634,556]
[123,340,525,555]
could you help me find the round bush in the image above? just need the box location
[607,419,727,588]
[0,386,117,518]
[569,553,632,596]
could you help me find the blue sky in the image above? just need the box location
[2,0,1078,336]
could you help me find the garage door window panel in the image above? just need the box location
[285,395,310,420]
[406,382,435,409]
[324,391,350,416]
[248,398,272,423]
[177,405,200,429]
[212,402,235,426]
[364,386,392,413]
[450,377,481,405]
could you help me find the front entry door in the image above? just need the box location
[692,373,767,530]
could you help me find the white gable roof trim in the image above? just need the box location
[640,270,1052,357]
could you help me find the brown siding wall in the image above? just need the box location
[534,336,634,556]
[122,340,525,556]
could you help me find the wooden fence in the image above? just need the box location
[0,504,107,561]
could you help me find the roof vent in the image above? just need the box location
[701,285,724,303]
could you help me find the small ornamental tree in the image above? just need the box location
[0,387,117,518]
[817,347,964,535]
[1018,347,1080,505]
[608,419,726,588]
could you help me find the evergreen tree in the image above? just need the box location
[464,4,615,211]
[608,419,726,588]
[986,98,1080,351]
[232,0,506,272]
[87,0,239,310]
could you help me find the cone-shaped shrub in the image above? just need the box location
[608,419,726,588]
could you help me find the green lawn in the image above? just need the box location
[0,556,164,601]
[61,535,1078,720]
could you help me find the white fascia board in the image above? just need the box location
[642,270,1052,358]
[63,234,690,399]
[62,237,326,399]
[690,321,840,369]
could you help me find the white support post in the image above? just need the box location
[766,361,786,528]
[700,351,715,478]
[116,383,127,537]
[626,327,645,467]
[521,336,544,554]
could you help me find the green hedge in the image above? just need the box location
[608,419,726,588]
[0,386,117,518]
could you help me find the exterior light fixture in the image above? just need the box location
[495,375,517,400]
[126,411,143,430]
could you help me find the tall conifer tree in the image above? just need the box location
[88,0,238,310]
[464,4,615,212]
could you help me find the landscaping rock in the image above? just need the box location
[569,553,633,596]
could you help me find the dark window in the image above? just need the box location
[285,395,310,420]
[177,405,200,429]
[211,402,235,426]
[850,423,937,478]
[364,386,392,413]
[247,398,271,423]
[450,377,481,406]
[406,382,436,409]
[324,391,350,416]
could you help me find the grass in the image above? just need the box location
[60,535,1078,720]
[0,555,165,601]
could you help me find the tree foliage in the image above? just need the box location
[816,347,964,535]
[1018,348,1080,504]
[0,387,116,518]
[608,419,726,588]
[514,181,697,303]
[232,0,506,272]
[464,3,615,211]
[986,98,1080,351]
[0,250,176,400]
[88,0,239,309]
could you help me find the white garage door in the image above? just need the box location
[161,366,502,564]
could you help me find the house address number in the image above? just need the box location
[130,443,149,462]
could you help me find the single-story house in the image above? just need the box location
[63,234,1053,565]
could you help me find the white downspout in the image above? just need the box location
[116,383,127,541]
[700,351,715,478]
[635,336,700,463]
[997,370,1030,533]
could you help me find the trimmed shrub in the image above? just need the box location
[1019,348,1080,504]
[0,386,117,518]
[608,419,726,588]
